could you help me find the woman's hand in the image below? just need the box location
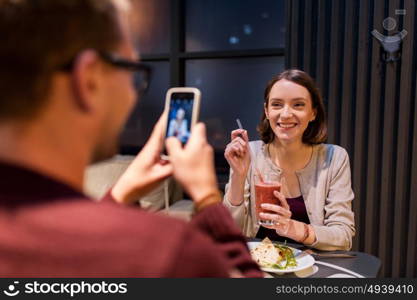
[259,190,315,244]
[224,129,251,178]
[259,190,293,236]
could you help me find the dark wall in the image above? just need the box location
[285,0,417,277]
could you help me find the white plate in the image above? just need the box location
[248,241,315,274]
[327,273,356,278]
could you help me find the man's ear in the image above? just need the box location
[70,50,101,113]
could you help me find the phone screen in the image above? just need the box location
[165,92,195,144]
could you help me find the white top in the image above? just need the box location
[223,141,355,251]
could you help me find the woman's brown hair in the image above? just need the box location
[257,69,327,144]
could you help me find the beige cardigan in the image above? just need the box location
[223,141,355,251]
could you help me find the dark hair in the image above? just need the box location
[0,0,125,121]
[257,69,327,144]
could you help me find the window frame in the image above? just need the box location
[123,0,286,175]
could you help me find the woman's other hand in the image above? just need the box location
[259,190,292,236]
[260,190,315,244]
[224,129,251,178]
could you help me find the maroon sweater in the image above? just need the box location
[0,162,262,277]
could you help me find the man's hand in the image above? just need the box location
[165,123,218,204]
[111,114,173,204]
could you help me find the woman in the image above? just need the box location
[167,107,189,143]
[223,69,355,251]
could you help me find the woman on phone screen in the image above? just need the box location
[223,69,355,251]
[167,107,189,143]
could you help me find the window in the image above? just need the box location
[186,0,285,51]
[186,57,284,150]
[120,61,169,149]
[121,0,286,173]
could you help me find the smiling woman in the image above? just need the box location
[258,70,327,145]
[223,69,356,251]
[264,81,316,145]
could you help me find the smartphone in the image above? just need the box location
[162,87,201,158]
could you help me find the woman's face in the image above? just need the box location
[176,108,185,120]
[265,79,316,144]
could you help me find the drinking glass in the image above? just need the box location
[254,172,281,226]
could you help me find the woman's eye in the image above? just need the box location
[294,103,305,107]
[271,103,283,108]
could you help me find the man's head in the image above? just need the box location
[0,0,141,162]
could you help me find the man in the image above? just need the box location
[0,0,262,277]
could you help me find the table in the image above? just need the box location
[249,239,381,278]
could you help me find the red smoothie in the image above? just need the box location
[255,183,281,218]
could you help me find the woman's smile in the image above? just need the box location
[277,122,298,129]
